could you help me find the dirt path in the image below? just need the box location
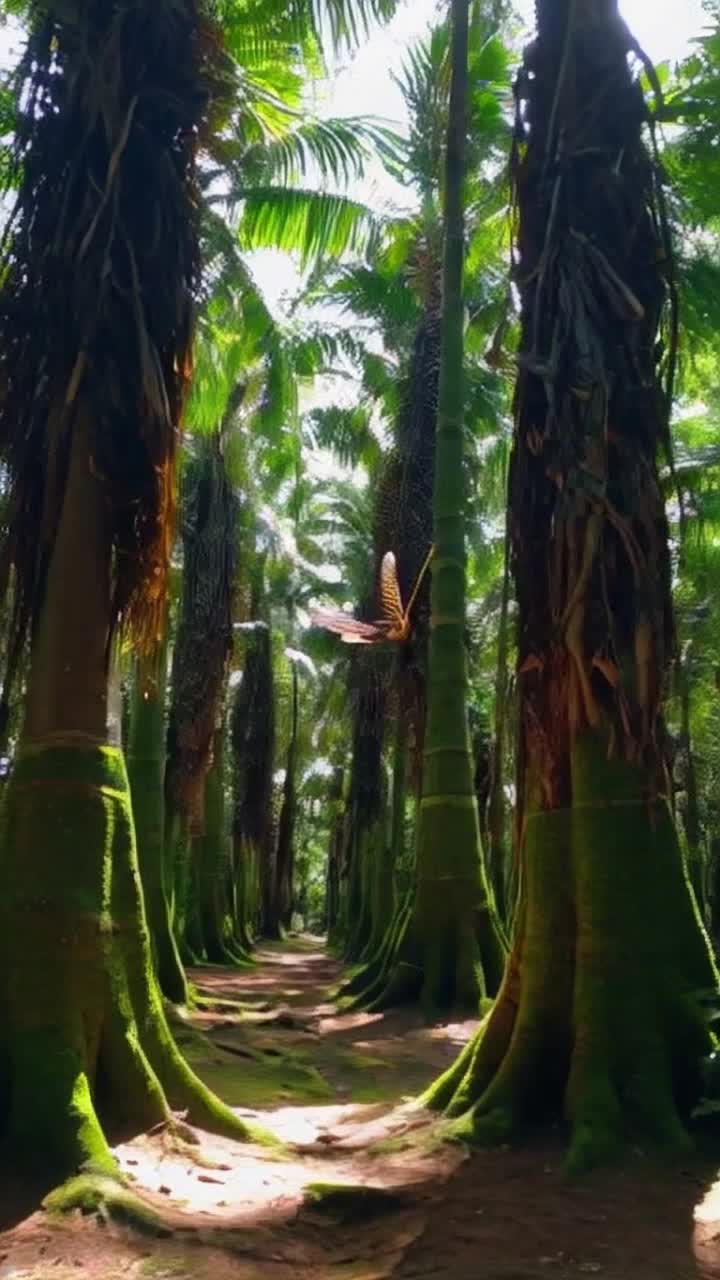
[2,937,720,1280]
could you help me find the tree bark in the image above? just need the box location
[361,0,505,1016]
[128,643,188,1004]
[425,0,718,1165]
[0,416,256,1178]
[275,663,299,931]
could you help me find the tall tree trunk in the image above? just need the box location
[231,619,274,947]
[128,641,188,1004]
[425,0,717,1168]
[343,659,387,961]
[325,768,345,942]
[485,522,511,922]
[276,663,299,932]
[359,0,505,1016]
[0,418,253,1179]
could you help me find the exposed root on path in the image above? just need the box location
[2,938,720,1280]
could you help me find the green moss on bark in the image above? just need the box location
[0,744,268,1179]
[424,735,718,1168]
[44,1174,172,1236]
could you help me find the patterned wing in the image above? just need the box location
[310,609,388,645]
[379,552,405,630]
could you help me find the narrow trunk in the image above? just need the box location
[485,523,511,922]
[365,0,505,1016]
[197,727,242,963]
[325,768,345,939]
[231,619,275,947]
[678,649,705,913]
[128,643,188,1004]
[275,664,299,932]
[344,660,387,961]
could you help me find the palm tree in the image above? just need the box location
[0,0,401,1188]
[425,0,718,1168]
[397,0,506,1014]
[305,9,511,1010]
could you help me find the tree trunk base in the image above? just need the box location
[348,885,505,1019]
[0,744,268,1179]
[43,1172,172,1235]
[423,754,717,1169]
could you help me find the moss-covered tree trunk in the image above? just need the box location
[128,643,188,1004]
[0,418,254,1179]
[362,0,505,1016]
[425,0,718,1167]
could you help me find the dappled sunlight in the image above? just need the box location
[3,940,720,1280]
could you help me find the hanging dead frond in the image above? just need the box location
[0,0,234,693]
[311,546,434,645]
[509,0,677,802]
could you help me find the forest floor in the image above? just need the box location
[2,936,720,1279]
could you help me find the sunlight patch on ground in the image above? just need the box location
[111,1099,461,1227]
[693,1170,720,1224]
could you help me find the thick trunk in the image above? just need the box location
[128,645,188,1004]
[426,736,716,1167]
[367,0,505,1015]
[427,0,719,1163]
[0,419,256,1178]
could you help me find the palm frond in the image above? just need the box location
[238,187,382,266]
[241,117,401,189]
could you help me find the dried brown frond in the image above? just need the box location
[0,0,234,698]
[510,0,677,800]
